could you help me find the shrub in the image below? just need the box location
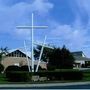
[5,65,20,73]
[33,70,83,81]
[20,65,45,72]
[61,71,83,80]
[34,71,47,77]
[6,71,32,82]
[47,65,56,71]
[34,65,44,71]
[0,64,4,73]
[5,66,19,81]
[20,65,30,71]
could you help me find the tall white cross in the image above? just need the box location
[16,13,48,72]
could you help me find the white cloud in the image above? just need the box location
[1,0,90,57]
[48,20,89,51]
[73,0,90,26]
[32,0,53,15]
[76,0,90,14]
[0,0,54,38]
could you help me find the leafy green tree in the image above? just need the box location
[47,45,75,70]
[0,47,9,62]
[0,47,9,72]
[0,54,2,62]
[60,45,75,69]
[0,47,9,55]
[34,45,53,62]
[34,45,75,70]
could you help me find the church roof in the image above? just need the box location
[8,49,31,57]
[74,56,90,61]
[72,51,86,57]
[72,51,90,61]
[6,49,31,58]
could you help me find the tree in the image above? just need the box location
[0,47,9,55]
[60,45,75,69]
[34,45,53,62]
[0,47,9,62]
[0,47,9,72]
[34,45,75,70]
[47,46,75,70]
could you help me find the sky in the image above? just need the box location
[0,0,90,57]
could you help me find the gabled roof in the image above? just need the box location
[72,51,86,57]
[72,51,90,61]
[9,48,31,57]
[6,49,31,58]
[74,56,90,61]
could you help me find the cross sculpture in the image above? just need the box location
[16,13,48,72]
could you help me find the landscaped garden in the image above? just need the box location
[0,67,90,83]
[0,46,90,83]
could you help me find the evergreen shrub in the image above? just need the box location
[6,71,31,82]
[33,70,83,81]
[0,64,4,73]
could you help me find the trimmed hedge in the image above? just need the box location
[5,66,32,82]
[5,66,83,81]
[5,71,32,82]
[33,70,83,80]
[20,65,30,71]
[5,66,20,72]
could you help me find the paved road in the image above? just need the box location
[0,82,90,89]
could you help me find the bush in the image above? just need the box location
[34,65,44,71]
[5,66,32,82]
[61,71,83,80]
[34,71,47,77]
[20,65,30,71]
[6,71,32,82]
[5,65,20,73]
[47,65,56,71]
[33,70,83,81]
[0,64,4,73]
[20,65,44,72]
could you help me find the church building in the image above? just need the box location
[1,49,47,70]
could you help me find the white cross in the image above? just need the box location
[16,13,48,72]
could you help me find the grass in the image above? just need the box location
[0,74,8,83]
[83,73,90,81]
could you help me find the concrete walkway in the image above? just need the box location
[0,81,90,89]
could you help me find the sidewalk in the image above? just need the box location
[0,81,90,89]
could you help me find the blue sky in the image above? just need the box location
[0,0,90,57]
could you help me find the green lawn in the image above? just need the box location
[83,72,90,81]
[0,74,8,83]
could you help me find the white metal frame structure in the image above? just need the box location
[35,36,47,72]
[16,13,48,72]
[34,36,55,72]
